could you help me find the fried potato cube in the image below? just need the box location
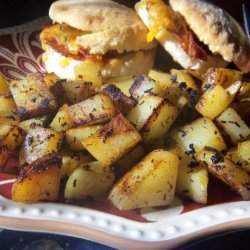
[24,127,63,164]
[127,95,163,131]
[170,69,198,91]
[175,156,208,204]
[197,147,250,200]
[109,150,179,210]
[68,94,116,126]
[114,144,145,178]
[148,69,173,91]
[9,73,57,120]
[65,125,101,151]
[43,72,60,88]
[74,61,102,88]
[0,74,10,95]
[12,153,62,202]
[101,84,136,114]
[19,115,51,133]
[170,117,227,157]
[226,144,250,173]
[195,84,232,119]
[65,161,115,200]
[129,75,163,100]
[83,114,142,166]
[62,80,96,104]
[0,125,25,168]
[216,108,250,145]
[202,68,243,89]
[141,99,179,143]
[50,104,73,132]
[0,96,20,124]
[104,75,134,97]
[60,149,94,177]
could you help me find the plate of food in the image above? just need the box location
[0,0,250,249]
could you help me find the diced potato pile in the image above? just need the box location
[0,66,249,211]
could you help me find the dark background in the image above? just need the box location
[0,0,249,249]
[0,0,249,28]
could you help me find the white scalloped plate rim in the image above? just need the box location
[0,18,250,250]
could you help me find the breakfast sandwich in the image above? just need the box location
[40,0,157,80]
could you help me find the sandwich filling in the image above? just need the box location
[137,0,208,61]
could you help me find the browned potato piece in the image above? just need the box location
[141,99,179,143]
[114,144,145,178]
[216,108,250,145]
[104,75,135,97]
[83,114,142,166]
[101,84,136,114]
[24,127,63,164]
[62,80,96,104]
[109,150,179,210]
[43,73,60,88]
[148,69,173,91]
[74,61,102,88]
[65,161,115,200]
[65,125,101,151]
[197,147,250,200]
[202,68,243,89]
[50,104,73,132]
[12,153,62,202]
[195,84,232,119]
[9,73,57,120]
[19,115,51,133]
[0,125,25,168]
[129,75,163,100]
[68,94,116,127]
[170,69,198,91]
[60,149,94,177]
[0,74,10,95]
[175,155,209,204]
[0,96,20,125]
[170,117,227,158]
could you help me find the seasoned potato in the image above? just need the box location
[170,69,198,91]
[101,84,136,114]
[23,127,63,164]
[0,74,10,95]
[170,117,227,157]
[127,95,163,131]
[109,150,179,210]
[68,94,116,127]
[50,104,73,132]
[141,99,179,143]
[74,61,102,88]
[202,68,243,90]
[65,125,101,151]
[197,147,250,200]
[62,80,96,104]
[12,153,62,202]
[216,108,250,145]
[0,96,19,124]
[0,125,25,168]
[129,75,163,100]
[148,69,173,91]
[60,150,94,177]
[43,73,60,88]
[9,73,57,120]
[19,115,50,133]
[65,161,115,200]
[195,84,232,119]
[83,114,142,166]
[104,75,135,97]
[176,156,209,204]
[114,144,145,178]
[50,79,69,106]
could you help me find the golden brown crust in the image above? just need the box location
[169,0,250,72]
[49,0,156,54]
